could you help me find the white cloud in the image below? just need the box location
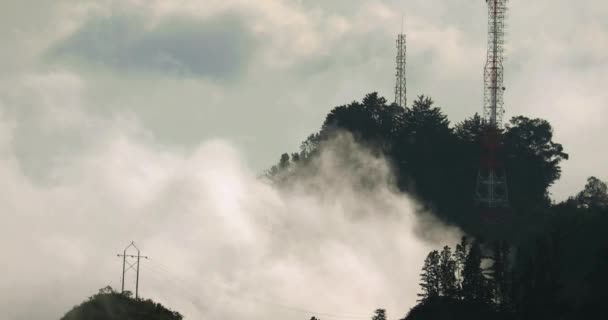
[2,1,608,317]
[0,101,459,319]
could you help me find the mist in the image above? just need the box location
[0,108,459,320]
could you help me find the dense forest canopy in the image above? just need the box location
[61,287,183,320]
[268,93,570,236]
[268,92,608,320]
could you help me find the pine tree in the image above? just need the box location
[418,250,440,301]
[454,236,469,293]
[489,240,511,307]
[439,246,458,298]
[372,309,386,320]
[461,240,491,303]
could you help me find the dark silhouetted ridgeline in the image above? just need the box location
[61,286,182,320]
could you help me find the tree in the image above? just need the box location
[503,116,568,209]
[454,114,486,145]
[454,236,469,286]
[396,95,453,203]
[279,153,291,169]
[300,133,322,159]
[510,235,563,319]
[575,176,608,211]
[61,286,182,320]
[372,309,387,320]
[267,93,569,235]
[488,240,511,308]
[439,246,458,298]
[418,250,441,301]
[461,240,491,303]
[321,92,403,150]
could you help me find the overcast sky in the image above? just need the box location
[0,0,607,319]
[2,0,607,199]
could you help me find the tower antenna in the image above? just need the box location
[394,19,407,108]
[475,0,509,219]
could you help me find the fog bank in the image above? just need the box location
[0,111,459,320]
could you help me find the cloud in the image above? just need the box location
[0,103,459,319]
[4,0,608,200]
[48,12,257,80]
[4,1,608,318]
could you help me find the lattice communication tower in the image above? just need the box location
[475,0,509,215]
[394,33,407,108]
[483,0,508,127]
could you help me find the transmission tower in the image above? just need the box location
[475,0,509,219]
[394,32,407,108]
[117,242,148,300]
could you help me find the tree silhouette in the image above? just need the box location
[461,240,491,303]
[263,92,608,320]
[503,116,568,210]
[454,236,469,287]
[268,93,568,235]
[61,287,182,320]
[418,250,440,301]
[488,240,511,308]
[372,309,387,320]
[574,176,608,210]
[439,246,458,298]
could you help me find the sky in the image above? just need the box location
[0,0,607,319]
[2,0,607,198]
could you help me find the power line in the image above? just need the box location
[144,263,210,311]
[144,258,372,320]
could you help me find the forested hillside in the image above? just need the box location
[61,287,182,320]
[268,92,608,319]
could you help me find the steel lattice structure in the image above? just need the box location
[394,34,407,108]
[475,0,509,214]
[483,0,508,127]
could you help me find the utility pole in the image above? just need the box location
[117,242,148,300]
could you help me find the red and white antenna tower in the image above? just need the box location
[394,19,407,108]
[475,0,509,217]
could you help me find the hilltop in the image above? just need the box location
[60,287,182,320]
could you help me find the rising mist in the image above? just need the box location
[0,111,459,320]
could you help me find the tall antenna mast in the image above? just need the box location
[475,0,509,217]
[483,0,507,127]
[394,18,407,108]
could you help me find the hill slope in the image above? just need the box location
[61,287,182,320]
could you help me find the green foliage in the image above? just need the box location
[267,93,568,235]
[61,287,182,320]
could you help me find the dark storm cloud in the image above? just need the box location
[49,13,257,80]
